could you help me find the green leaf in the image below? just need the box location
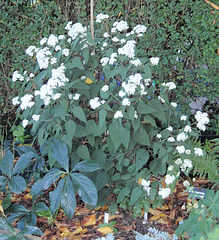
[82,48,89,63]
[72,106,87,123]
[137,101,156,114]
[144,115,157,127]
[75,125,90,137]
[144,64,152,79]
[50,138,69,172]
[0,217,15,233]
[99,109,107,128]
[0,150,13,177]
[65,57,85,70]
[73,161,102,172]
[12,152,33,176]
[8,176,26,194]
[109,121,122,150]
[85,120,106,136]
[65,120,76,139]
[118,126,130,149]
[117,187,130,203]
[49,178,65,214]
[130,187,143,205]
[133,127,150,146]
[76,145,90,160]
[71,173,97,206]
[132,119,141,132]
[19,226,44,236]
[61,177,76,219]
[31,168,63,196]
[135,149,149,172]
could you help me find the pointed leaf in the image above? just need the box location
[19,226,44,236]
[130,187,143,205]
[118,126,130,149]
[76,145,90,160]
[31,168,63,196]
[8,176,26,194]
[12,152,34,176]
[71,173,97,206]
[133,127,150,146]
[0,150,13,177]
[61,177,76,219]
[73,161,102,172]
[49,178,65,214]
[50,138,69,172]
[65,120,76,139]
[109,121,121,150]
[99,109,107,128]
[72,106,87,123]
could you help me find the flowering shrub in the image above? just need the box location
[11,13,210,217]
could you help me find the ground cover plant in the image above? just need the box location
[0,0,218,239]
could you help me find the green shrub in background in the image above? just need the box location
[0,0,66,135]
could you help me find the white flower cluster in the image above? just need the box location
[141,179,151,195]
[65,22,87,40]
[113,20,129,32]
[109,53,117,65]
[194,147,203,156]
[150,57,159,65]
[162,82,176,91]
[176,132,188,142]
[32,114,40,121]
[96,13,109,23]
[130,58,142,67]
[12,96,20,105]
[100,57,109,66]
[158,187,171,199]
[69,93,80,101]
[118,40,136,59]
[12,71,24,82]
[133,25,147,34]
[114,110,123,119]
[121,73,142,96]
[195,111,209,131]
[36,47,52,69]
[35,65,69,105]
[175,158,193,173]
[165,174,175,185]
[20,94,35,110]
[47,34,58,47]
[90,97,104,109]
[101,85,109,92]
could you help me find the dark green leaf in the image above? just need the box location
[75,125,90,137]
[0,150,13,177]
[118,126,130,149]
[71,173,97,206]
[65,120,76,139]
[31,168,63,196]
[12,152,33,176]
[72,106,87,123]
[117,187,130,203]
[61,177,76,219]
[8,176,26,194]
[19,226,43,236]
[99,109,107,128]
[133,127,150,146]
[109,121,121,150]
[50,138,69,172]
[73,161,102,172]
[65,57,85,70]
[137,101,156,114]
[135,149,149,172]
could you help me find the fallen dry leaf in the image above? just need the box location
[82,214,96,226]
[97,227,114,235]
[157,217,168,224]
[72,226,83,235]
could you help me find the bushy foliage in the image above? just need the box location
[0,0,65,130]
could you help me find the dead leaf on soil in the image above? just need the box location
[82,214,96,226]
[97,227,114,235]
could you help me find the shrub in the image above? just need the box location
[8,12,212,219]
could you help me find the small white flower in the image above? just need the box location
[167,137,175,142]
[103,32,110,38]
[180,115,187,121]
[114,111,123,119]
[100,57,109,66]
[32,114,40,121]
[193,178,196,182]
[134,111,138,119]
[185,149,191,154]
[103,42,108,47]
[119,91,126,98]
[112,37,120,42]
[12,96,20,106]
[157,134,162,139]
[96,13,109,23]
[184,125,192,133]
[22,119,29,128]
[122,98,131,106]
[141,179,151,195]
[171,102,177,107]
[62,48,69,57]
[184,159,192,168]
[52,93,61,100]
[50,57,57,65]
[177,132,188,142]
[29,73,34,78]
[55,45,61,51]
[158,96,165,103]
[158,188,171,199]
[183,180,190,187]
[165,174,175,185]
[176,145,185,154]
[175,158,182,165]
[168,165,174,171]
[150,57,159,65]
[90,97,101,109]
[101,100,105,104]
[167,126,173,131]
[73,93,80,100]
[194,147,203,156]
[101,85,109,92]
[40,38,47,45]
